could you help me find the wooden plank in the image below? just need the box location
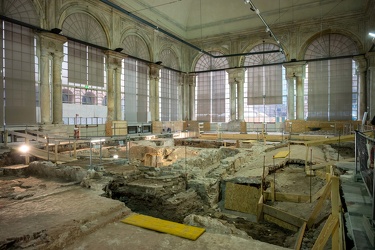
[331,176,340,250]
[264,214,299,232]
[304,132,372,147]
[294,222,307,250]
[257,195,264,222]
[312,182,330,201]
[312,214,339,250]
[224,182,260,214]
[8,130,47,143]
[264,191,310,203]
[307,180,332,228]
[263,204,306,227]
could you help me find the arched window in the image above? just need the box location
[159,48,179,121]
[195,51,229,122]
[243,43,286,123]
[1,0,38,125]
[61,12,107,123]
[62,89,74,103]
[304,33,358,121]
[122,35,150,61]
[82,91,96,105]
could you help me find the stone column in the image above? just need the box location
[187,73,196,120]
[229,81,237,121]
[286,77,295,120]
[237,80,244,120]
[354,55,367,121]
[106,64,115,123]
[177,73,184,121]
[52,51,64,124]
[115,65,122,120]
[296,76,304,120]
[227,68,245,121]
[105,51,124,121]
[183,74,190,120]
[40,49,51,124]
[284,61,306,120]
[149,64,162,121]
[38,32,67,125]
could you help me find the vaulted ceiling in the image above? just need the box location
[111,0,367,41]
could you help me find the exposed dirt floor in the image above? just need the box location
[0,137,356,249]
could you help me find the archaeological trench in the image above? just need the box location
[0,131,357,249]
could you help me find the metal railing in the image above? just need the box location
[355,130,375,226]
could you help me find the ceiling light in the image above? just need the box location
[369,32,375,38]
[244,0,250,4]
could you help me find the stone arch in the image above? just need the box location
[121,30,151,62]
[239,39,285,66]
[299,29,362,60]
[0,0,40,26]
[58,6,110,47]
[191,47,229,72]
[158,44,180,70]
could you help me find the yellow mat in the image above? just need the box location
[121,214,205,240]
[274,150,289,158]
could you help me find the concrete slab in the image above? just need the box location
[65,218,290,250]
[0,178,130,249]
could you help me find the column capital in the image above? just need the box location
[353,55,367,72]
[105,50,125,69]
[226,68,245,75]
[283,61,307,79]
[149,63,162,80]
[187,73,196,87]
[38,31,67,54]
[226,68,245,84]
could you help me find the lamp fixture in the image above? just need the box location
[369,32,375,38]
[244,0,284,53]
[155,61,162,65]
[114,47,123,52]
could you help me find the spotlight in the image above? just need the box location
[155,61,162,65]
[369,32,375,38]
[114,48,123,52]
[244,0,250,4]
[113,154,119,159]
[19,144,30,153]
[250,5,256,11]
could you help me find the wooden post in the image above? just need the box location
[271,180,275,202]
[54,141,58,162]
[331,176,340,249]
[74,141,77,158]
[4,130,8,147]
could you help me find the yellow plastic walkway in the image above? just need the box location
[274,150,289,158]
[121,214,205,240]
